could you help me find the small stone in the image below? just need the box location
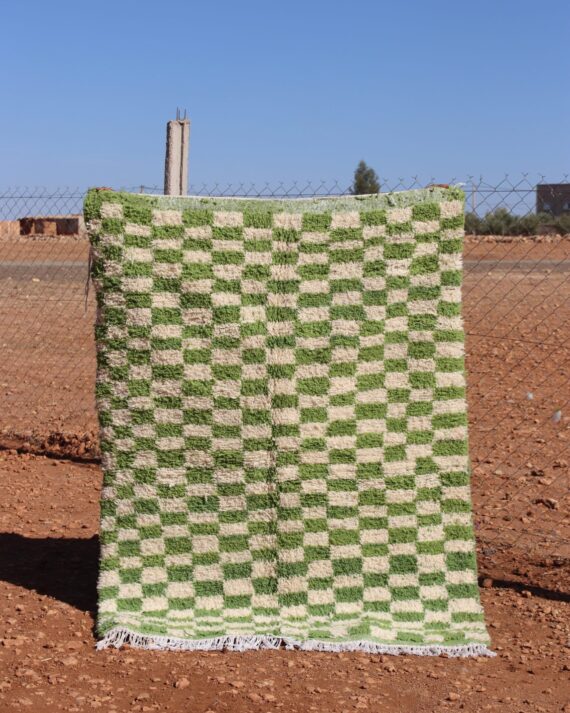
[248,693,263,703]
[447,692,460,701]
[135,693,150,701]
[263,694,277,702]
[174,678,190,689]
[481,578,493,589]
[61,656,78,667]
[0,636,27,648]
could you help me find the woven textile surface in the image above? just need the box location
[85,187,492,656]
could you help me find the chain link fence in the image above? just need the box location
[0,176,568,566]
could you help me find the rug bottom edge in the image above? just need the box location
[97,627,495,658]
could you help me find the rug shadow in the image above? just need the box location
[2,533,567,616]
[0,533,99,614]
[478,574,570,602]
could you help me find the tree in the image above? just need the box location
[350,160,380,195]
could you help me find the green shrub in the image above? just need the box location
[464,212,482,235]
[465,209,570,236]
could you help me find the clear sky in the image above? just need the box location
[1,0,568,189]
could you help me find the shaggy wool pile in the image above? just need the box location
[85,186,493,656]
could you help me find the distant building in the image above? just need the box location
[536,184,570,216]
[19,215,81,236]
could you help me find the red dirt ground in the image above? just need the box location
[0,234,568,711]
[0,452,568,713]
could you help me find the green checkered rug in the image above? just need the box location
[85,186,493,656]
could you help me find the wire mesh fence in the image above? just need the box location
[0,176,568,564]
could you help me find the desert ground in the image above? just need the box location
[0,233,568,712]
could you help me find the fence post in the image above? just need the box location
[164,109,190,196]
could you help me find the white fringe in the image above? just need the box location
[97,627,495,658]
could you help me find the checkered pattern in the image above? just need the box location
[85,187,490,650]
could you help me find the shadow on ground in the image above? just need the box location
[0,532,568,619]
[0,533,98,614]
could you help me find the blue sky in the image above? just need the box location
[1,0,568,189]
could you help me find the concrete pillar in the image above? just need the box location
[164,112,190,195]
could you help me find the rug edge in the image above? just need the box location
[83,184,465,217]
[97,627,495,658]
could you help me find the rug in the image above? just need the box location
[85,186,493,656]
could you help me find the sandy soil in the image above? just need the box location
[0,236,96,451]
[462,238,569,559]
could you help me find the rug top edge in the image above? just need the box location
[84,185,465,213]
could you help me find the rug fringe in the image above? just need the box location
[97,627,495,658]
